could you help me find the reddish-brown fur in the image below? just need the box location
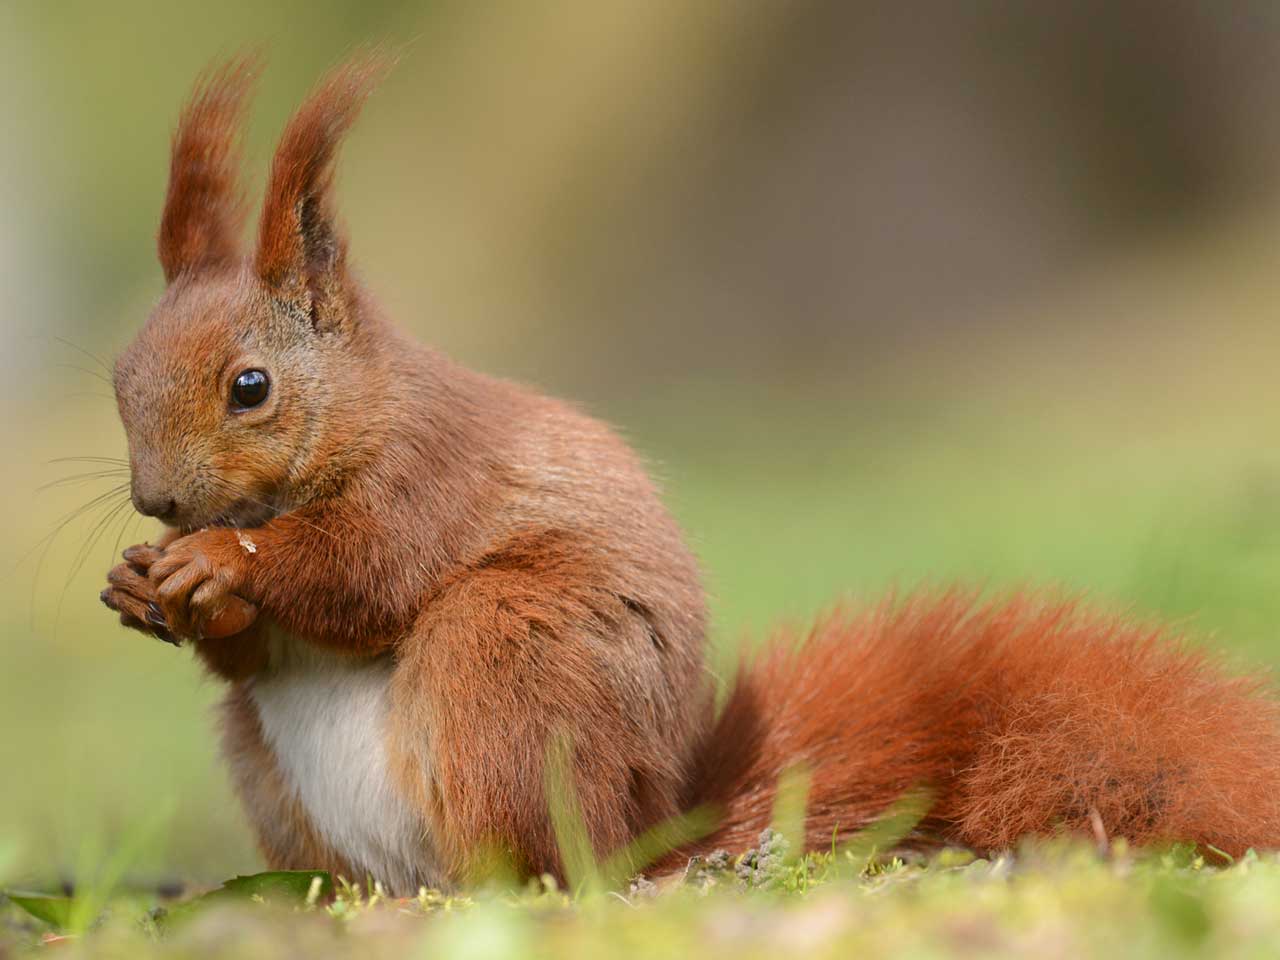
[658,593,1280,871]
[157,58,258,283]
[101,56,1280,890]
[255,52,388,305]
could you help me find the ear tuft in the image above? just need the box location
[255,49,394,311]
[158,55,261,283]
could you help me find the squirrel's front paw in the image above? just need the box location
[102,545,178,645]
[146,531,259,640]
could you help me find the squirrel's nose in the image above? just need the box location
[132,492,179,523]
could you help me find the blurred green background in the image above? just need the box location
[4,0,1280,888]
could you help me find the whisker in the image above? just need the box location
[26,484,130,630]
[54,495,133,638]
[37,470,131,494]
[66,496,134,589]
[111,500,142,561]
[49,456,130,466]
[54,363,113,387]
[51,334,112,376]
[130,512,149,548]
[17,484,133,568]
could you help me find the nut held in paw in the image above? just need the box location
[202,595,259,638]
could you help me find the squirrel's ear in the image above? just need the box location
[157,57,259,283]
[255,52,391,327]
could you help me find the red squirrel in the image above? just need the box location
[100,56,1280,893]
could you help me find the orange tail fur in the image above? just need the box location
[668,592,1280,866]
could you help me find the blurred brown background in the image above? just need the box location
[4,0,1280,886]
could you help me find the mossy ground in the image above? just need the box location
[4,841,1274,958]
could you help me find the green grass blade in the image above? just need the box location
[4,890,75,929]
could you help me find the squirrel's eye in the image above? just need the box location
[230,369,270,410]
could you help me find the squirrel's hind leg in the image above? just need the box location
[388,565,687,886]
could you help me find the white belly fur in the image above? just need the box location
[248,628,440,894]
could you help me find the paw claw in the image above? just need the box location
[146,603,167,628]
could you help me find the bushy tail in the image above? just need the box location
[663,592,1280,868]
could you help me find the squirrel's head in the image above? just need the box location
[115,56,390,531]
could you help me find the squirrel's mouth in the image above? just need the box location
[191,496,282,533]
